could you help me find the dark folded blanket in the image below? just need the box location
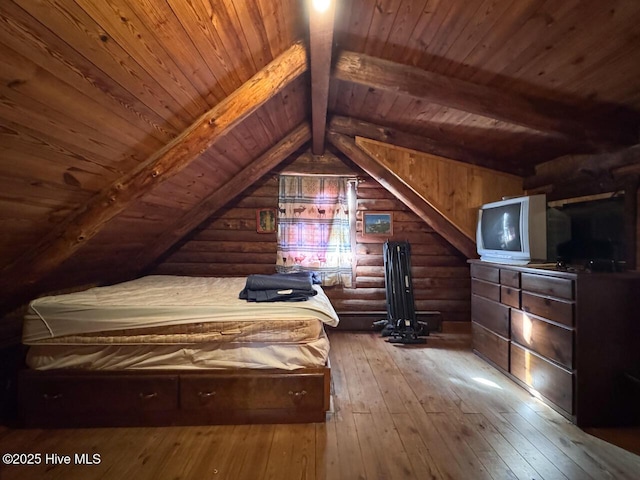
[239,272,320,302]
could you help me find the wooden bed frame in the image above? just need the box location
[17,363,331,428]
[18,275,337,428]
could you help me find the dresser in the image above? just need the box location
[469,260,640,427]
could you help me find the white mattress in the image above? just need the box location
[29,318,324,345]
[25,329,330,371]
[23,275,340,344]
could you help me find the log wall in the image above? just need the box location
[153,168,470,324]
[332,178,470,321]
[153,176,280,278]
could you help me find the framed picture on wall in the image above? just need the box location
[363,211,393,236]
[256,208,277,233]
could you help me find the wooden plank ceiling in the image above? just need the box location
[1,0,640,310]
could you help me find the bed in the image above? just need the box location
[17,275,338,428]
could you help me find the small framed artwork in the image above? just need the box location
[363,211,393,236]
[256,208,277,233]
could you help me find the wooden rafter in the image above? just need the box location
[308,0,336,155]
[328,115,526,176]
[135,122,312,272]
[0,41,308,304]
[327,131,477,259]
[524,144,640,192]
[333,50,637,148]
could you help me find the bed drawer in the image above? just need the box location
[180,373,325,412]
[18,372,179,425]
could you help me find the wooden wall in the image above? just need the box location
[153,167,470,325]
[153,176,280,278]
[356,138,524,240]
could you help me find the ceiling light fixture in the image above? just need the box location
[312,0,331,13]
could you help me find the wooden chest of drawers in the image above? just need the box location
[470,260,640,427]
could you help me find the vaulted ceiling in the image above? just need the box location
[1,0,640,312]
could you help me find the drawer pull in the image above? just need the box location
[197,391,217,398]
[43,393,63,400]
[139,392,158,400]
[288,390,307,404]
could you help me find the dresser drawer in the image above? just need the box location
[510,343,573,414]
[472,322,509,371]
[510,309,573,369]
[500,269,520,287]
[472,279,500,302]
[521,273,574,300]
[180,373,325,412]
[500,285,520,308]
[471,264,499,283]
[471,294,510,337]
[19,374,179,416]
[521,292,574,326]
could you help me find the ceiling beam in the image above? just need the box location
[0,41,308,305]
[327,131,477,259]
[135,122,312,273]
[333,50,637,148]
[524,144,640,192]
[328,115,526,176]
[308,0,336,155]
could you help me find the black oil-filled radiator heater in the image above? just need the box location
[375,241,428,344]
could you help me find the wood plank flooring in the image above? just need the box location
[0,331,639,480]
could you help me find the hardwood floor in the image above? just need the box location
[0,331,638,479]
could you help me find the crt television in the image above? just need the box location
[476,194,547,265]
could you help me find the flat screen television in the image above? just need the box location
[476,194,547,265]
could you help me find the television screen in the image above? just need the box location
[480,203,522,252]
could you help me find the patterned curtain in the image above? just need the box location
[276,175,352,287]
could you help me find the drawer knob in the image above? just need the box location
[139,392,158,400]
[197,391,217,398]
[43,393,63,400]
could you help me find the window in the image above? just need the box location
[276,175,353,287]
